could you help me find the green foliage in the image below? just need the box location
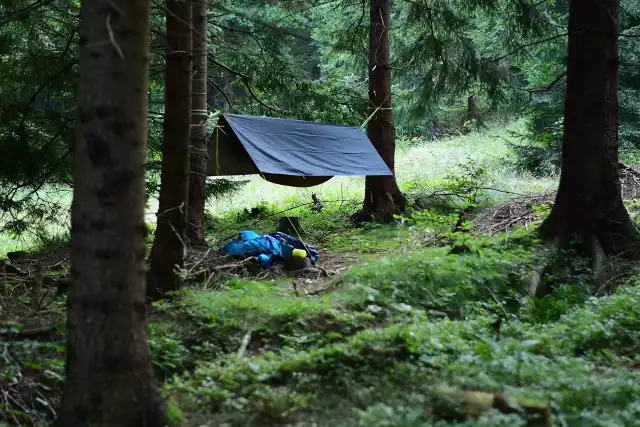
[163,274,640,426]
[336,237,534,318]
[165,401,184,426]
[142,207,640,426]
[148,323,191,377]
[310,0,548,135]
[148,279,377,372]
[205,178,249,202]
[0,0,562,241]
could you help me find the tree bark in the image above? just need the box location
[185,0,209,246]
[147,0,193,300]
[466,96,481,127]
[356,0,406,222]
[55,1,167,426]
[539,0,640,257]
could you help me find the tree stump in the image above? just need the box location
[278,216,303,235]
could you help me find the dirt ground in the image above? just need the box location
[185,244,362,295]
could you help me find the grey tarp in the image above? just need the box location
[207,114,392,187]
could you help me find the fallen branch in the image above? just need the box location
[1,326,57,341]
[213,257,256,272]
[0,259,28,276]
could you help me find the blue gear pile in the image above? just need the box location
[221,230,319,269]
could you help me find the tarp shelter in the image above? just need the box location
[206,114,392,187]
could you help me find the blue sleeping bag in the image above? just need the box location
[221,230,320,269]
[221,231,282,268]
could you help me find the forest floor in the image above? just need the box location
[3,122,640,426]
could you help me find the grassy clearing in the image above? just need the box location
[145,123,638,426]
[206,120,557,217]
[153,230,640,426]
[0,120,555,256]
[202,121,559,254]
[7,122,640,427]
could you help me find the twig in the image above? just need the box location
[207,77,235,112]
[105,13,124,59]
[241,77,291,115]
[213,257,256,271]
[187,248,211,275]
[482,32,569,64]
[207,55,251,79]
[3,392,23,427]
[156,202,184,219]
[482,284,509,319]
[168,222,188,260]
[519,72,567,94]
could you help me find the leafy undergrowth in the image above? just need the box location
[3,173,640,426]
[148,228,640,427]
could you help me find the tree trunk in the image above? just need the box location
[55,1,166,425]
[147,0,192,300]
[466,96,481,127]
[185,0,209,246]
[356,0,406,222]
[539,0,640,257]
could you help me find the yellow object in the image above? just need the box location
[292,249,307,258]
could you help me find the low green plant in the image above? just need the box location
[165,282,640,426]
[148,323,190,378]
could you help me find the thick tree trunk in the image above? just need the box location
[147,0,192,300]
[55,1,166,426]
[356,0,406,222]
[185,0,209,246]
[539,0,640,257]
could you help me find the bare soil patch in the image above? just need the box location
[475,163,640,235]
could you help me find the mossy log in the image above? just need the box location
[433,384,551,426]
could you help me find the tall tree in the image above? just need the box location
[185,0,209,246]
[147,0,193,300]
[533,0,640,295]
[355,0,406,222]
[54,0,166,425]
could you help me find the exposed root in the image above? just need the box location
[528,236,561,298]
[528,263,547,298]
[237,332,252,358]
[591,236,608,290]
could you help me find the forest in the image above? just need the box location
[1,0,640,426]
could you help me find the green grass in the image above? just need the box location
[154,232,640,426]
[0,119,556,256]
